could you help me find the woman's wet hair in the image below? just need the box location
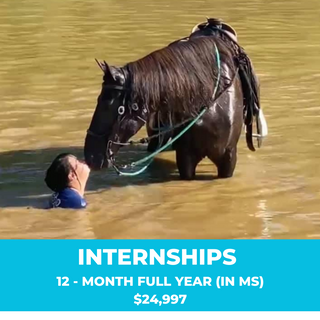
[45,153,77,192]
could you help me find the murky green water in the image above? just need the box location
[0,0,320,239]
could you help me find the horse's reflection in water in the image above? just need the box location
[85,18,267,180]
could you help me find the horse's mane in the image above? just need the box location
[126,35,238,121]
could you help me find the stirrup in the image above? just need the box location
[252,109,268,148]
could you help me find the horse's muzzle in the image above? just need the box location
[84,154,105,171]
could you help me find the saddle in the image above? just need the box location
[191,18,238,43]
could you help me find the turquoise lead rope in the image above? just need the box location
[112,42,221,177]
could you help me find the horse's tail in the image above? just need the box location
[237,49,260,152]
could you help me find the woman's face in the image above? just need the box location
[68,155,90,185]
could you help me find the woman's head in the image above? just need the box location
[45,153,90,192]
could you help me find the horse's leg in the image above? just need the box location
[216,146,237,178]
[147,133,161,152]
[207,72,243,179]
[175,146,202,180]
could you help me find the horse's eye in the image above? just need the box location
[118,106,125,115]
[132,103,139,111]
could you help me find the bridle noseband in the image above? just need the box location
[86,129,109,139]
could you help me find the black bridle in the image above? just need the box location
[86,80,150,170]
[86,129,109,139]
[86,84,129,139]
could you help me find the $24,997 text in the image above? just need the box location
[134,294,187,306]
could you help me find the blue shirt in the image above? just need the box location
[49,188,87,209]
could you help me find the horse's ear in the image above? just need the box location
[95,59,125,84]
[95,59,114,78]
[103,60,113,77]
[95,58,106,73]
[104,62,125,85]
[109,67,126,85]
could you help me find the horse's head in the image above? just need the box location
[84,60,147,170]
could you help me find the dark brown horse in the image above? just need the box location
[84,19,266,180]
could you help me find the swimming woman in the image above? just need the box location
[45,153,90,209]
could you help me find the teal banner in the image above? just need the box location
[0,240,318,311]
